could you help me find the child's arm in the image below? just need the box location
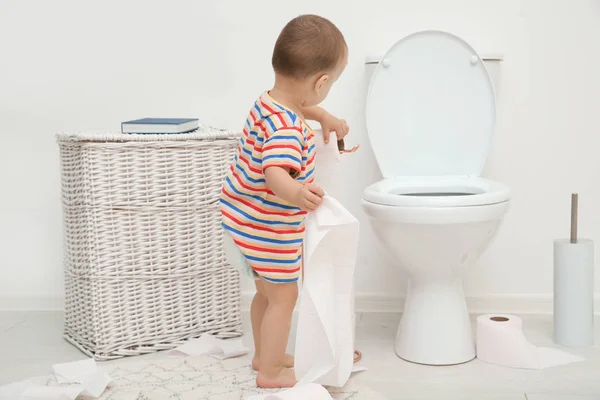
[262,128,324,211]
[301,105,327,122]
[301,106,350,144]
[264,167,323,211]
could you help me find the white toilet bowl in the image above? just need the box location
[361,31,511,365]
[362,177,510,364]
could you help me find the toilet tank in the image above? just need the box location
[365,53,503,100]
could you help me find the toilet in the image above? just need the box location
[361,31,511,365]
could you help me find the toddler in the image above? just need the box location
[220,14,348,388]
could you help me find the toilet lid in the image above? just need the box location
[366,31,496,178]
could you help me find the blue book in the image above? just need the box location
[121,118,199,134]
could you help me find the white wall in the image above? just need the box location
[1,0,599,311]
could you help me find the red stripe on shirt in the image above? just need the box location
[253,266,302,273]
[223,209,303,235]
[234,239,300,255]
[222,186,304,217]
[263,144,302,153]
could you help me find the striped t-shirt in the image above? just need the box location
[220,92,316,283]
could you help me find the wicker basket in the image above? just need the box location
[57,128,242,360]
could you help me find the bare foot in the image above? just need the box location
[252,354,294,371]
[256,367,296,388]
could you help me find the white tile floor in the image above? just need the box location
[1,312,599,399]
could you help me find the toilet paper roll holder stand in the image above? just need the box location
[337,138,359,154]
[570,193,578,244]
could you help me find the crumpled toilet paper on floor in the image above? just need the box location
[247,383,333,400]
[294,130,360,387]
[476,314,585,369]
[168,334,249,359]
[1,358,112,399]
[19,386,83,400]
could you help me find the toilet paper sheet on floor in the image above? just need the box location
[247,383,333,400]
[294,130,359,387]
[476,314,584,369]
[0,359,112,399]
[168,334,249,359]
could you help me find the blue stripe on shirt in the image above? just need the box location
[245,254,302,264]
[263,154,302,165]
[254,105,277,131]
[221,186,301,216]
[223,224,303,245]
[263,276,299,283]
[266,135,303,147]
[234,163,266,184]
[241,146,263,165]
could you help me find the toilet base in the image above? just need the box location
[394,278,475,365]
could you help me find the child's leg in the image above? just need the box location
[256,280,298,388]
[251,279,268,369]
[252,279,295,371]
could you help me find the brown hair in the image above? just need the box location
[272,15,347,80]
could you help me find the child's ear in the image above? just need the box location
[315,74,329,95]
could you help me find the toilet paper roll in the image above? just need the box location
[476,314,584,369]
[554,238,595,347]
[247,384,332,400]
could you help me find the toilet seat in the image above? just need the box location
[363,176,510,208]
[363,31,508,210]
[366,31,496,178]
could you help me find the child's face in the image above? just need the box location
[304,50,348,107]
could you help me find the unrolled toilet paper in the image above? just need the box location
[247,384,332,400]
[476,314,584,369]
[311,129,352,197]
[294,128,359,387]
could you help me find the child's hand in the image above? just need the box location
[265,166,324,211]
[295,183,324,211]
[319,112,350,144]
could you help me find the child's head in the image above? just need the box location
[272,15,347,107]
